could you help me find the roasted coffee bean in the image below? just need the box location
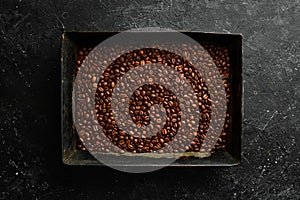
[75,45,232,153]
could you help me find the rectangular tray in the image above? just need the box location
[61,31,242,166]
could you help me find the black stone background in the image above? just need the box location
[0,0,299,199]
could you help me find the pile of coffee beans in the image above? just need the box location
[74,44,231,154]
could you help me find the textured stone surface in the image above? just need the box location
[0,0,299,199]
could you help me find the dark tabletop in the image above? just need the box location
[1,0,299,199]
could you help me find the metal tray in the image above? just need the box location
[61,31,242,166]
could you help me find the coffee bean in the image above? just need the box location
[76,45,232,154]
